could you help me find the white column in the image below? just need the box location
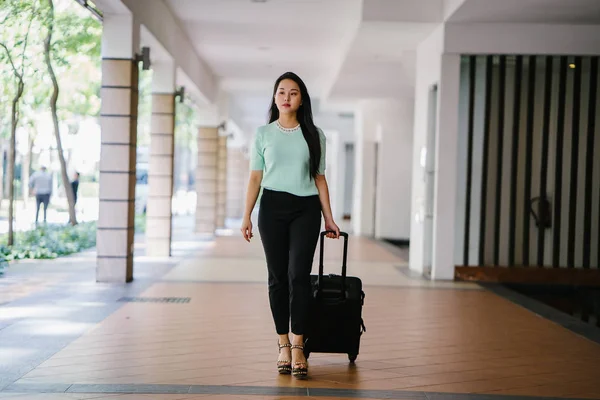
[96,14,140,283]
[430,55,461,280]
[146,61,176,257]
[409,25,461,280]
[352,102,377,237]
[195,127,218,234]
[216,135,227,229]
[226,148,248,220]
[410,26,442,278]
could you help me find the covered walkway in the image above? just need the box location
[1,218,599,399]
[2,0,600,399]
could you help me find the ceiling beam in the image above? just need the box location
[443,0,467,20]
[362,0,444,23]
[94,0,217,104]
[444,23,600,55]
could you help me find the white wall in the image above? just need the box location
[375,99,414,240]
[315,113,355,224]
[353,99,414,239]
[324,130,342,221]
[343,144,355,217]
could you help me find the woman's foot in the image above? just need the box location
[291,343,308,378]
[277,341,292,374]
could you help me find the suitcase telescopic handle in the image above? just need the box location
[317,231,349,298]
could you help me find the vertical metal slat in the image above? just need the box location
[567,56,582,268]
[583,57,598,268]
[479,55,494,266]
[509,56,523,267]
[537,56,553,267]
[553,57,568,268]
[523,56,536,266]
[464,56,477,266]
[493,56,507,266]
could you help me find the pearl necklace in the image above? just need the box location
[276,120,300,134]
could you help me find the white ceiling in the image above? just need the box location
[164,0,447,134]
[166,0,360,95]
[328,22,437,101]
[106,0,600,136]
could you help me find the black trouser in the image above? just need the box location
[35,193,50,223]
[258,189,321,335]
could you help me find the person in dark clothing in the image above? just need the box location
[30,166,53,224]
[71,172,80,205]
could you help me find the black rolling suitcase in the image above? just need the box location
[304,231,366,362]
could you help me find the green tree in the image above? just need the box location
[41,0,101,225]
[43,0,77,225]
[49,1,101,120]
[0,0,39,245]
[1,0,101,237]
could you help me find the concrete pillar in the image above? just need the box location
[352,104,377,237]
[195,127,218,234]
[146,61,176,257]
[96,14,140,282]
[430,55,461,280]
[409,26,461,280]
[216,135,227,229]
[226,148,248,220]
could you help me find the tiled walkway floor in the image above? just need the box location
[2,219,600,400]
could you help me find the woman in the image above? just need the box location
[240,72,340,379]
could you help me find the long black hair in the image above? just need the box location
[268,72,321,179]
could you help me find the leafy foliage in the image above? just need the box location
[46,2,102,119]
[0,0,102,140]
[135,214,146,233]
[136,69,153,147]
[175,97,199,151]
[0,222,96,262]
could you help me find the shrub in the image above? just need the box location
[0,222,97,262]
[135,214,146,233]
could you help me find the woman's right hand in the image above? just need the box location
[240,217,253,242]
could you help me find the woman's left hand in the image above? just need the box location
[324,218,340,239]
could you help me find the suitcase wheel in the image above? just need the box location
[348,354,357,363]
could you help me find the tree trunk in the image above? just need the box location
[1,4,36,243]
[3,141,10,208]
[8,79,24,246]
[0,141,5,206]
[44,0,77,225]
[22,133,33,205]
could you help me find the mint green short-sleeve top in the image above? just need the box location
[250,121,326,197]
